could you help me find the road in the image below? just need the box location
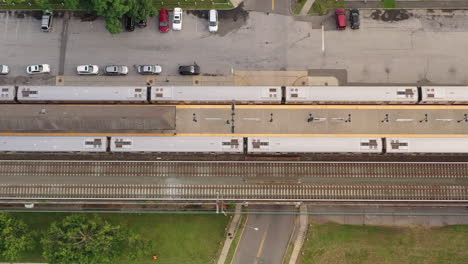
[2,8,468,85]
[233,205,295,264]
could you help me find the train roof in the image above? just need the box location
[421,86,468,101]
[0,86,15,102]
[150,86,282,102]
[247,137,382,153]
[386,137,468,153]
[0,136,108,152]
[286,86,418,102]
[17,86,148,102]
[110,136,244,153]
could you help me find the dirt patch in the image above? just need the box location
[371,9,412,22]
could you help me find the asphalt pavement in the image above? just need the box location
[3,8,468,85]
[233,205,295,264]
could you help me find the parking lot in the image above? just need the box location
[1,8,468,85]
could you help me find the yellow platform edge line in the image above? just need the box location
[235,105,468,110]
[1,133,468,138]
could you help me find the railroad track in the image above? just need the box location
[1,161,467,179]
[0,184,466,201]
[0,161,467,201]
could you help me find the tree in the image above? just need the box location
[41,214,126,264]
[129,0,155,23]
[34,0,51,10]
[91,0,130,34]
[64,0,81,9]
[0,212,34,262]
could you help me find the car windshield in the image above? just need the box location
[209,21,217,26]
[160,22,168,27]
[37,65,43,70]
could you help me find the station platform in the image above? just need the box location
[0,104,467,136]
[0,105,175,134]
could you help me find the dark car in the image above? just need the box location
[124,16,135,32]
[335,9,346,30]
[159,9,169,32]
[137,19,147,28]
[350,9,360,29]
[179,64,200,75]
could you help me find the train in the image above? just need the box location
[1,85,468,104]
[1,136,468,154]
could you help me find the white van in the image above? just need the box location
[41,10,53,32]
[208,9,218,32]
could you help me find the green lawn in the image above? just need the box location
[0,0,234,10]
[0,212,229,264]
[382,0,397,8]
[308,0,345,15]
[301,223,468,264]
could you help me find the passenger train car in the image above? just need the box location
[285,86,418,104]
[150,86,282,104]
[1,85,468,105]
[1,136,467,154]
[16,86,148,104]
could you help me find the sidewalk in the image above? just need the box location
[288,204,308,264]
[346,0,468,9]
[300,0,317,15]
[217,204,242,264]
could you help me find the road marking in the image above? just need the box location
[322,24,325,53]
[236,105,468,110]
[254,225,269,264]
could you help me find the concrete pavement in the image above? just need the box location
[300,0,316,16]
[232,205,295,264]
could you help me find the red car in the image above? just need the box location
[159,9,169,32]
[335,9,346,30]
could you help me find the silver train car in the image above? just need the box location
[110,136,244,153]
[0,136,107,152]
[247,137,382,153]
[386,137,468,153]
[150,86,282,104]
[0,136,467,154]
[285,86,418,104]
[17,86,148,104]
[0,86,15,103]
[420,86,468,104]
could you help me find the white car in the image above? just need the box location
[137,65,162,75]
[26,64,50,74]
[77,65,99,75]
[208,9,218,32]
[0,65,9,75]
[172,8,182,31]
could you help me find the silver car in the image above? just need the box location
[137,65,162,75]
[104,65,128,76]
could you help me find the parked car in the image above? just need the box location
[41,10,53,32]
[335,9,346,30]
[0,65,9,75]
[77,65,99,75]
[124,16,135,32]
[137,19,147,28]
[172,8,182,31]
[159,9,169,32]
[137,65,162,75]
[208,9,218,32]
[104,65,128,76]
[26,64,50,74]
[179,63,200,75]
[350,9,360,29]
